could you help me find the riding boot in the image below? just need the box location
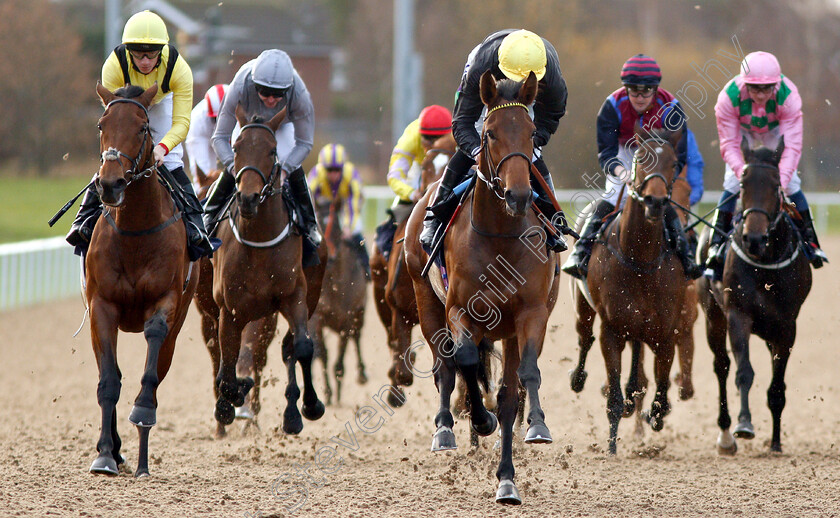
[419,148,475,250]
[532,158,568,253]
[288,166,323,247]
[795,210,828,268]
[202,171,236,236]
[353,233,371,280]
[665,205,704,280]
[560,200,615,280]
[705,209,733,280]
[165,165,217,260]
[65,183,102,250]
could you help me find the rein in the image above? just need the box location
[234,123,282,204]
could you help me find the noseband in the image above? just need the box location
[234,123,282,203]
[627,137,679,204]
[475,102,532,200]
[100,98,155,184]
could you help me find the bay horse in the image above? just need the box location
[370,133,456,407]
[310,196,369,405]
[569,125,687,455]
[86,83,199,477]
[212,104,326,435]
[189,167,292,437]
[405,71,560,504]
[697,138,811,454]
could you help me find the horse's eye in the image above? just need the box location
[97,124,102,131]
[486,130,496,140]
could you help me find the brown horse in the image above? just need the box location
[310,196,369,405]
[697,138,811,454]
[212,104,326,435]
[189,166,284,437]
[406,71,560,504]
[569,125,687,455]
[370,133,455,406]
[86,83,199,477]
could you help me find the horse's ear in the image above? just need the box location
[773,135,785,165]
[96,81,115,107]
[633,121,644,147]
[268,107,287,132]
[740,135,752,163]
[234,102,248,127]
[139,83,158,108]
[479,70,497,106]
[668,127,683,151]
[518,71,538,106]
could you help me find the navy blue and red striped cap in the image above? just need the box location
[620,54,662,86]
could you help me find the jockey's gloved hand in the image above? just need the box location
[153,144,167,166]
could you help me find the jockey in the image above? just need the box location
[204,49,321,249]
[308,143,370,277]
[66,10,215,261]
[561,54,704,280]
[418,29,569,253]
[707,50,826,276]
[388,104,453,207]
[185,83,228,185]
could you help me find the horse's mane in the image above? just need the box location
[494,78,523,101]
[249,114,267,124]
[747,146,778,166]
[113,85,145,99]
[640,127,673,144]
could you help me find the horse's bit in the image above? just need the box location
[99,98,155,185]
[627,136,680,204]
[234,123,282,204]
[475,102,532,200]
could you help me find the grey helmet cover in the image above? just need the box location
[251,49,295,89]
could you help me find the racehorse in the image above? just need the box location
[310,196,369,404]
[405,71,560,504]
[697,138,811,454]
[189,166,288,437]
[211,104,326,435]
[370,133,455,406]
[568,125,688,455]
[86,83,199,477]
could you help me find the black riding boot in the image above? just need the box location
[164,165,216,261]
[202,171,236,236]
[288,166,323,247]
[705,209,733,280]
[419,148,475,250]
[532,158,568,253]
[795,209,827,268]
[66,181,101,251]
[560,200,615,280]
[665,205,704,280]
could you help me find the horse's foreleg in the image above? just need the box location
[352,317,368,385]
[624,340,643,419]
[728,310,755,439]
[89,303,122,476]
[706,302,735,454]
[243,315,275,419]
[280,332,303,434]
[647,343,675,433]
[516,312,551,444]
[309,312,332,406]
[495,340,522,504]
[570,283,596,393]
[767,338,793,452]
[600,326,625,455]
[452,331,498,440]
[284,295,325,425]
[215,308,246,427]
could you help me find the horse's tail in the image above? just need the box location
[476,337,499,395]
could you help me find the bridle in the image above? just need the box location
[739,163,785,235]
[99,98,155,185]
[475,102,533,200]
[234,123,282,204]
[627,137,680,204]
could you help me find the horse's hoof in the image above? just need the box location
[733,421,755,439]
[622,399,636,418]
[283,407,304,435]
[770,442,782,453]
[717,429,737,455]
[495,479,522,505]
[387,387,406,408]
[134,468,150,478]
[717,441,738,456]
[568,368,587,393]
[471,411,498,437]
[234,405,254,421]
[524,423,553,444]
[431,426,457,452]
[600,383,609,398]
[215,399,235,425]
[649,414,665,432]
[357,371,369,385]
[302,400,326,421]
[89,455,119,476]
[128,405,156,428]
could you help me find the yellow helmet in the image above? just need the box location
[122,11,169,46]
[498,30,547,81]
